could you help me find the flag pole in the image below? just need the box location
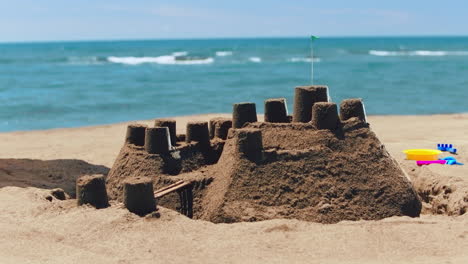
[310,39,314,85]
[309,36,318,84]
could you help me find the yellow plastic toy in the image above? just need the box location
[403,149,442,161]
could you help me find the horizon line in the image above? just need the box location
[1,34,468,44]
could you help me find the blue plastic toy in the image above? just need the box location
[437,144,457,154]
[440,156,464,165]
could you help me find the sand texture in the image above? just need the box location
[200,120,420,223]
[0,113,468,263]
[106,116,421,223]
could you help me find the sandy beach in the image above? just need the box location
[3,2,468,263]
[1,113,467,263]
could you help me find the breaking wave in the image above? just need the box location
[171,51,188,57]
[288,57,321,62]
[216,51,233,56]
[248,57,261,63]
[107,55,214,65]
[369,50,468,57]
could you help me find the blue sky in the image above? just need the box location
[1,0,467,42]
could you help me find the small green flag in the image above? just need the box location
[311,35,319,41]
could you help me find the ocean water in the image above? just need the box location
[1,37,468,132]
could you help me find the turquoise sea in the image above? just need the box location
[1,37,468,132]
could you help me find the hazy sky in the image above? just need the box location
[1,0,467,42]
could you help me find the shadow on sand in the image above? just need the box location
[0,159,109,198]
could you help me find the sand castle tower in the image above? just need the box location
[106,85,421,223]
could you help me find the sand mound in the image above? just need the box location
[199,119,421,223]
[411,166,468,215]
[0,159,109,197]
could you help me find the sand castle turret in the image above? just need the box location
[340,98,367,122]
[186,121,210,147]
[76,174,109,209]
[311,102,340,130]
[292,85,328,122]
[123,177,156,216]
[154,119,177,146]
[209,118,232,140]
[232,102,257,128]
[264,98,289,123]
[145,127,171,154]
[235,128,263,162]
[125,124,147,146]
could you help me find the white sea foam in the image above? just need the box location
[288,57,321,62]
[171,51,188,57]
[107,55,214,65]
[216,51,233,56]
[248,57,262,63]
[369,50,468,57]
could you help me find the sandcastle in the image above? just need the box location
[106,85,422,223]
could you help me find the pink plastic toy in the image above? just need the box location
[416,160,446,166]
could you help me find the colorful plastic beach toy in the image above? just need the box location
[416,157,464,166]
[440,156,464,165]
[437,144,457,154]
[403,149,441,160]
[416,160,446,166]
